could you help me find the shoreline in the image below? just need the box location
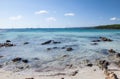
[0,33,120,79]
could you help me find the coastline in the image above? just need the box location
[0,29,120,79]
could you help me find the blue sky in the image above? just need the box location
[0,0,120,28]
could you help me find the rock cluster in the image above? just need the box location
[12,57,29,63]
[92,37,113,42]
[104,71,118,79]
[0,40,15,48]
[97,60,110,70]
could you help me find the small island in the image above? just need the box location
[94,24,120,29]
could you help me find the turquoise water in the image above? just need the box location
[0,28,120,71]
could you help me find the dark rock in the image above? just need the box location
[12,57,22,62]
[0,56,4,58]
[97,60,110,70]
[53,47,58,49]
[6,40,11,42]
[4,43,14,47]
[0,42,16,47]
[62,55,69,57]
[61,78,64,79]
[33,57,39,60]
[86,63,93,67]
[22,59,28,63]
[18,67,24,69]
[41,40,61,45]
[71,70,78,76]
[24,42,29,45]
[92,40,101,42]
[99,37,112,42]
[61,47,66,49]
[41,40,52,45]
[25,78,34,79]
[53,41,61,44]
[108,49,116,54]
[66,64,73,69]
[0,65,3,68]
[47,48,51,50]
[114,61,120,67]
[115,53,120,58]
[66,47,73,51]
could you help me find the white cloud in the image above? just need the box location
[35,10,48,14]
[110,17,119,21]
[46,17,56,22]
[64,13,75,16]
[9,15,22,21]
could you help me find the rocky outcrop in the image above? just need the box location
[0,40,16,48]
[99,37,113,42]
[104,71,118,79]
[97,60,110,70]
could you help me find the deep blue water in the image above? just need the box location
[1,28,120,32]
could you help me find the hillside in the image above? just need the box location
[94,24,120,29]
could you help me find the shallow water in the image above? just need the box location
[0,28,120,71]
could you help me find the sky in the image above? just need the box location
[0,0,120,28]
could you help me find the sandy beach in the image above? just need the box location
[0,64,120,79]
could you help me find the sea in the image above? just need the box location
[0,28,120,71]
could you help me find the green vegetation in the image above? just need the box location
[94,24,120,29]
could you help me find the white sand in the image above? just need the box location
[0,65,120,79]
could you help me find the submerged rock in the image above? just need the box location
[91,43,98,45]
[92,37,113,43]
[12,57,29,63]
[0,56,4,58]
[22,59,29,63]
[12,57,22,62]
[0,42,15,48]
[47,48,51,50]
[92,40,101,42]
[66,47,73,51]
[24,42,29,45]
[108,49,116,54]
[99,37,113,42]
[41,40,52,45]
[6,40,11,43]
[25,78,34,79]
[41,40,61,45]
[0,65,3,68]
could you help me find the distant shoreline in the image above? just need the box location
[0,24,120,30]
